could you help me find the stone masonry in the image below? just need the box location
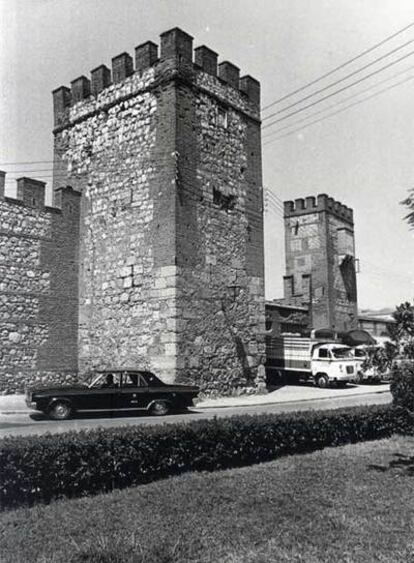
[282,194,358,332]
[0,173,80,392]
[5,26,267,395]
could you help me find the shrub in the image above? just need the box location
[391,361,414,412]
[0,405,413,511]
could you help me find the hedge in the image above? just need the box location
[391,361,414,412]
[1,405,413,510]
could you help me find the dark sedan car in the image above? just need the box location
[25,369,200,420]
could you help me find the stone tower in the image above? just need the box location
[283,194,357,332]
[52,28,265,392]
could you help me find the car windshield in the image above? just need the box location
[332,347,353,359]
[86,373,102,388]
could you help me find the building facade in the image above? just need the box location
[282,194,358,332]
[0,28,266,394]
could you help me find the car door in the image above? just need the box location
[77,372,121,412]
[118,372,149,410]
[312,347,331,375]
[82,373,121,411]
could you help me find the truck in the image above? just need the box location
[266,332,358,388]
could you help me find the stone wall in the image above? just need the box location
[52,27,265,392]
[0,179,80,392]
[173,69,265,392]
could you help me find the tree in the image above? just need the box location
[388,301,414,359]
[389,301,414,411]
[402,189,414,229]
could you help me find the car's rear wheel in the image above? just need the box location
[149,400,170,416]
[48,401,72,420]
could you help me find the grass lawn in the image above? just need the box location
[1,436,414,563]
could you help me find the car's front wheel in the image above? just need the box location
[48,401,72,420]
[149,400,171,416]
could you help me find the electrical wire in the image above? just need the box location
[265,189,284,207]
[263,37,414,121]
[262,73,414,145]
[262,64,414,140]
[262,47,414,130]
[261,21,414,111]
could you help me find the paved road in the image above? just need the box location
[0,390,391,438]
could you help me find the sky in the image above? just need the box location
[1,0,414,310]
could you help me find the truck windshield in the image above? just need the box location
[353,349,367,358]
[332,348,353,359]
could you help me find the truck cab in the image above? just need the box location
[311,343,358,387]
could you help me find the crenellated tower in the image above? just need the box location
[51,28,265,392]
[283,194,357,332]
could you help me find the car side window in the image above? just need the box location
[100,373,121,388]
[137,374,148,387]
[123,373,139,387]
[318,348,329,359]
[121,373,148,387]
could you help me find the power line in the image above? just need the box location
[263,47,414,131]
[263,71,414,142]
[264,188,284,208]
[262,72,414,145]
[261,21,414,111]
[264,205,283,220]
[264,186,284,205]
[265,192,284,212]
[263,197,284,218]
[264,37,414,123]
[262,62,414,139]
[265,187,284,204]
[0,149,182,168]
[264,202,283,217]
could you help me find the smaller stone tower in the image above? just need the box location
[283,194,357,331]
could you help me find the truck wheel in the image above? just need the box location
[315,374,329,388]
[48,401,72,420]
[356,371,364,384]
[149,400,170,416]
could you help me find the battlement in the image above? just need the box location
[0,171,80,214]
[52,27,260,126]
[284,193,354,224]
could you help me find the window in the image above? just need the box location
[331,347,353,359]
[318,348,329,359]
[89,373,121,389]
[217,106,228,128]
[122,373,148,387]
[291,239,302,252]
[213,188,237,211]
[353,349,367,358]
